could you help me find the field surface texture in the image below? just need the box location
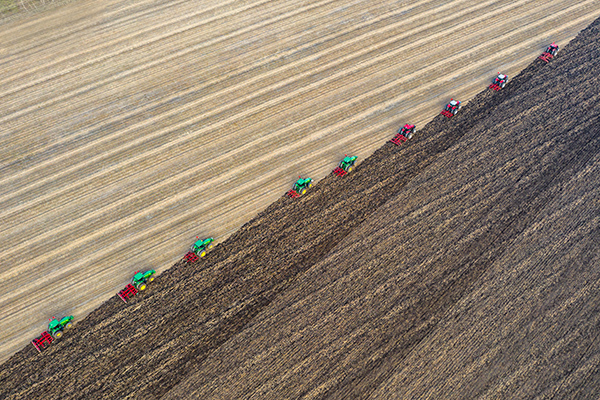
[2,9,600,400]
[1,0,599,365]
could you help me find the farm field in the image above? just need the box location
[1,0,599,365]
[0,0,600,366]
[1,9,600,400]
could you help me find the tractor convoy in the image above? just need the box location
[30,42,559,355]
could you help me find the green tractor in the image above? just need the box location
[48,316,73,339]
[287,177,313,198]
[191,237,214,258]
[131,269,156,291]
[333,155,357,176]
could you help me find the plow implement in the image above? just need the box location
[489,83,502,91]
[184,251,200,262]
[538,52,554,63]
[118,284,138,303]
[440,110,455,118]
[332,167,347,177]
[286,189,301,198]
[390,133,408,145]
[31,331,54,353]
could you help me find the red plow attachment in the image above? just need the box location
[390,133,408,145]
[332,167,347,177]
[32,331,54,353]
[489,83,502,91]
[286,189,300,198]
[440,110,454,118]
[118,284,139,303]
[184,251,199,263]
[538,52,554,63]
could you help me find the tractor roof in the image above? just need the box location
[449,99,459,105]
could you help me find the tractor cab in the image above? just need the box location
[132,271,145,282]
[546,43,559,56]
[48,318,60,332]
[447,99,460,109]
[495,74,507,83]
[398,124,415,138]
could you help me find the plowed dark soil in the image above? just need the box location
[2,15,600,400]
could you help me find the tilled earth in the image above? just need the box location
[2,15,600,400]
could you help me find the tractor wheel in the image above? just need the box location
[501,82,505,88]
[208,243,214,250]
[139,283,147,291]
[66,322,73,329]
[347,166,353,173]
[301,188,307,195]
[308,182,313,188]
[54,331,63,339]
[200,250,207,257]
[149,276,155,282]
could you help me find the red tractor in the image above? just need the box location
[441,99,461,118]
[489,73,508,91]
[390,124,415,145]
[539,42,559,63]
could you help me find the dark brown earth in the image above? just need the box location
[2,15,600,400]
